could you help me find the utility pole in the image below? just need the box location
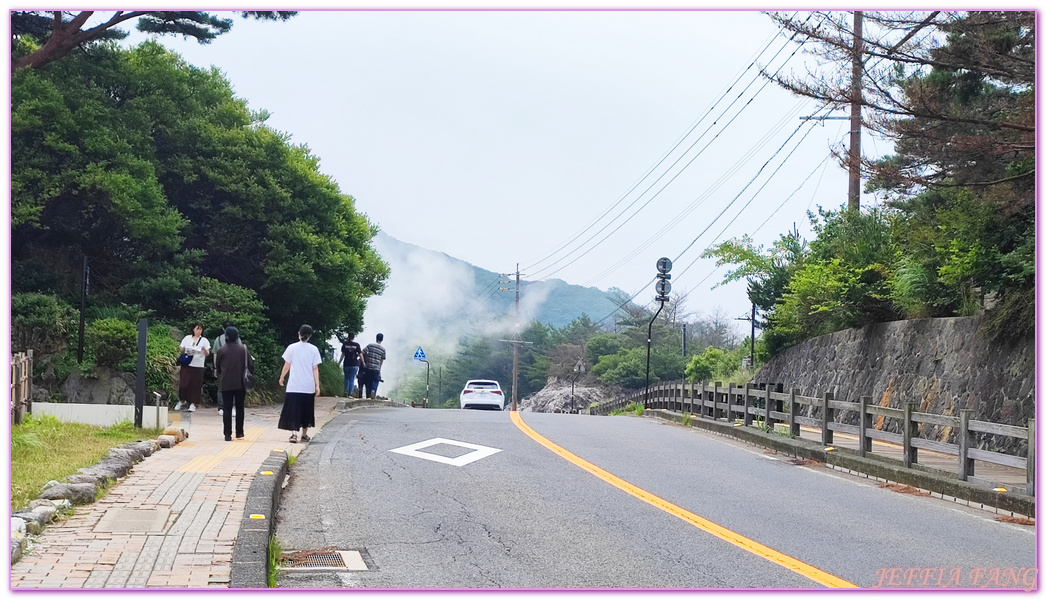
[734,302,757,370]
[499,264,531,411]
[798,11,865,213]
[513,266,520,411]
[848,10,863,213]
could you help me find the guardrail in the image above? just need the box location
[592,380,1034,496]
[11,350,33,426]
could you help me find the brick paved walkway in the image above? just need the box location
[11,397,340,589]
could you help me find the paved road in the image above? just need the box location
[275,407,1035,590]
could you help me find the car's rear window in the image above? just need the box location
[467,381,499,390]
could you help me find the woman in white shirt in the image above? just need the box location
[277,324,322,443]
[176,323,210,412]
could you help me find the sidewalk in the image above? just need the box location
[10,396,342,589]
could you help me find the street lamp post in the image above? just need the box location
[645,258,672,411]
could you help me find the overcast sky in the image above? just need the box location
[121,8,880,325]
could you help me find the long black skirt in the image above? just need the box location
[278,392,316,431]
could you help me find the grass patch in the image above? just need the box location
[11,414,164,511]
[268,535,283,588]
[287,454,298,467]
[609,402,646,417]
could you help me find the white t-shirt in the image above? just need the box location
[282,341,322,394]
[179,335,211,368]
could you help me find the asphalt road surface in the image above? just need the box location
[274,407,1035,590]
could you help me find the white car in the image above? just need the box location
[459,380,505,410]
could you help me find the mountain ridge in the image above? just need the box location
[372,230,621,329]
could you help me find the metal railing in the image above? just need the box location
[591,379,1034,496]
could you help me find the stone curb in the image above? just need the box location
[648,409,1035,517]
[335,397,409,411]
[230,449,288,588]
[234,398,405,588]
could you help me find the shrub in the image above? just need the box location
[12,292,78,354]
[86,318,137,368]
[318,359,344,397]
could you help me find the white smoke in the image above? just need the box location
[354,231,544,398]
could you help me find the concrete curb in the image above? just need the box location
[232,397,405,588]
[230,449,288,588]
[649,409,1035,518]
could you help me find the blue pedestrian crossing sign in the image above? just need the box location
[414,347,427,361]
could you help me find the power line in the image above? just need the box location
[525,15,815,280]
[532,29,817,283]
[521,20,792,273]
[582,100,809,287]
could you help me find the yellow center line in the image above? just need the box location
[510,411,858,589]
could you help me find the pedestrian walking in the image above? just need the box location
[176,323,210,412]
[214,326,254,441]
[212,321,244,416]
[338,334,363,397]
[277,324,322,444]
[361,333,386,399]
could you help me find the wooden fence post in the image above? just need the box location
[764,384,775,429]
[902,402,918,468]
[858,396,872,457]
[715,382,725,420]
[26,349,33,416]
[958,409,974,480]
[743,382,753,427]
[821,392,834,446]
[1027,417,1035,497]
[788,389,799,437]
[12,357,23,426]
[728,382,737,422]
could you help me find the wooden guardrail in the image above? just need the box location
[591,379,1034,496]
[11,350,33,425]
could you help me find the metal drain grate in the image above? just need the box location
[283,552,344,568]
[280,548,370,571]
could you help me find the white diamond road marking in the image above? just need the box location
[389,437,502,467]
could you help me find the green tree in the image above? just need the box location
[685,347,737,382]
[12,11,296,71]
[585,332,623,366]
[11,41,389,350]
[769,11,1034,342]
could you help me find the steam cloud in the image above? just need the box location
[352,231,546,398]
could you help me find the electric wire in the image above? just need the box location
[672,110,829,283]
[593,14,937,327]
[531,29,816,283]
[581,100,809,287]
[521,18,793,272]
[525,14,815,280]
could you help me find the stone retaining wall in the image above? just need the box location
[754,316,1033,454]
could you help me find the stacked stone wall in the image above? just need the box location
[753,316,1034,454]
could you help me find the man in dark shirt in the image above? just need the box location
[361,333,386,399]
[338,334,363,398]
